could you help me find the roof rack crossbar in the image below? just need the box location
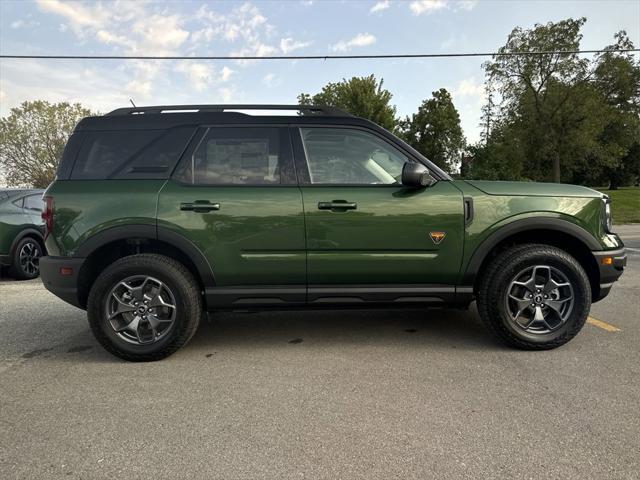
[106,104,351,117]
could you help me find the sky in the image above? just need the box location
[1,0,639,143]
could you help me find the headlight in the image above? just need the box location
[603,196,613,233]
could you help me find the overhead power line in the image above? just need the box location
[0,49,638,61]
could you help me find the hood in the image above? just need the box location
[464,180,603,198]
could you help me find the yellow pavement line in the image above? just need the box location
[587,316,621,332]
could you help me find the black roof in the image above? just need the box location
[75,104,364,132]
[72,104,452,180]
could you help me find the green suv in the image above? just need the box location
[0,188,46,279]
[40,105,626,361]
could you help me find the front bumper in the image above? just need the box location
[0,254,11,266]
[39,256,86,309]
[592,247,627,302]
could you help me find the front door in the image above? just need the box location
[157,126,306,306]
[294,126,464,303]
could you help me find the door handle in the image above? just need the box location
[180,201,220,213]
[317,200,357,211]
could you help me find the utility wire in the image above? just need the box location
[0,49,638,60]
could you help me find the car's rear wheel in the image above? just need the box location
[9,237,43,280]
[477,244,591,350]
[87,254,203,361]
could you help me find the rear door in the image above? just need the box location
[157,125,306,307]
[294,126,464,304]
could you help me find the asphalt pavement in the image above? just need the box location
[1,226,639,479]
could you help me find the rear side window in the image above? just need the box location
[70,128,194,180]
[24,194,44,212]
[174,127,286,185]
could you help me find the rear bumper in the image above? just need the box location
[39,256,85,309]
[592,248,627,302]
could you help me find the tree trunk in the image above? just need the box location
[552,152,561,183]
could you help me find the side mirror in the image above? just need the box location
[401,162,437,188]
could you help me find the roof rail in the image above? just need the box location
[106,104,351,117]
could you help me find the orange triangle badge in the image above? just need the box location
[429,231,446,245]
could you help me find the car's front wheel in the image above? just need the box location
[87,254,203,361]
[477,244,591,350]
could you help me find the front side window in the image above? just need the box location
[174,127,283,185]
[300,127,408,185]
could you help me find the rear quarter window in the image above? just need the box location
[70,127,195,180]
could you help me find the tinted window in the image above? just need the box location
[24,194,44,211]
[71,128,194,180]
[56,132,84,180]
[300,128,408,185]
[174,127,283,185]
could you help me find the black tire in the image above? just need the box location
[8,236,43,280]
[477,244,591,350]
[87,254,203,362]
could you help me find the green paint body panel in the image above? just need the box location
[44,178,623,288]
[466,180,603,198]
[452,180,622,284]
[157,180,306,286]
[300,181,464,285]
[0,192,43,258]
[43,180,163,257]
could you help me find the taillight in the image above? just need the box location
[42,196,54,239]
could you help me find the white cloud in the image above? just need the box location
[35,0,109,32]
[131,14,189,56]
[96,29,132,48]
[262,73,279,87]
[408,0,476,15]
[280,38,311,53]
[370,1,390,13]
[220,66,234,82]
[456,0,478,11]
[125,80,152,97]
[178,63,213,92]
[409,0,448,15]
[217,87,236,103]
[331,33,376,52]
[451,78,485,100]
[11,19,40,29]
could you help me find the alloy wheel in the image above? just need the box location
[105,275,177,345]
[19,241,41,276]
[505,265,575,334]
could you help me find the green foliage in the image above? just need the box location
[0,101,93,188]
[298,75,398,131]
[400,88,465,173]
[469,20,640,189]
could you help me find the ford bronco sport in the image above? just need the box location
[39,105,627,361]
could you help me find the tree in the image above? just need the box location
[0,101,93,188]
[298,75,398,131]
[591,32,640,189]
[484,18,591,182]
[401,88,465,173]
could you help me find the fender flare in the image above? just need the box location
[74,224,216,288]
[10,227,46,254]
[461,217,602,286]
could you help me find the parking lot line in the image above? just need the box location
[587,316,621,332]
